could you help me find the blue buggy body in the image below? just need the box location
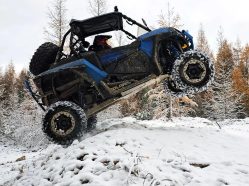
[34,27,194,85]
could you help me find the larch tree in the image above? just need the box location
[232,61,249,116]
[233,38,243,66]
[0,62,17,135]
[216,40,234,76]
[2,62,16,105]
[241,44,249,83]
[44,0,68,46]
[232,44,249,115]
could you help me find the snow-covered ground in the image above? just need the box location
[1,117,249,186]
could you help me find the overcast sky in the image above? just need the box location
[0,0,248,72]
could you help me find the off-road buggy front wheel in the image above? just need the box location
[165,50,214,97]
[43,101,87,145]
[29,42,59,76]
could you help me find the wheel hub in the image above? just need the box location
[51,111,75,137]
[166,51,214,97]
[182,59,207,84]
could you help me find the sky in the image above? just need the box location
[0,0,248,72]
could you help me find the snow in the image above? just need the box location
[1,117,249,186]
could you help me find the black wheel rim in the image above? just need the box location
[51,111,76,137]
[180,59,208,86]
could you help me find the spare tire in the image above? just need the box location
[29,42,59,76]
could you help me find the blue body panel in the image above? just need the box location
[138,28,173,58]
[139,39,153,57]
[99,28,174,64]
[99,52,124,65]
[38,59,108,83]
[99,28,174,63]
[83,60,108,82]
[139,28,172,40]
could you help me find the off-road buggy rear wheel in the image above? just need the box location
[29,42,59,76]
[43,101,87,145]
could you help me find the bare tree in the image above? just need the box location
[44,0,68,45]
[158,2,183,29]
[88,0,107,16]
[157,2,184,119]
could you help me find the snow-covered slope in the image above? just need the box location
[1,117,249,186]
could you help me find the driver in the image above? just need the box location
[89,35,112,52]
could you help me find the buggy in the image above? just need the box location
[25,7,214,144]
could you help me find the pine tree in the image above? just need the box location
[44,0,68,45]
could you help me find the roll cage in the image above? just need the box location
[55,7,151,63]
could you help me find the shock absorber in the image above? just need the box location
[162,42,181,74]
